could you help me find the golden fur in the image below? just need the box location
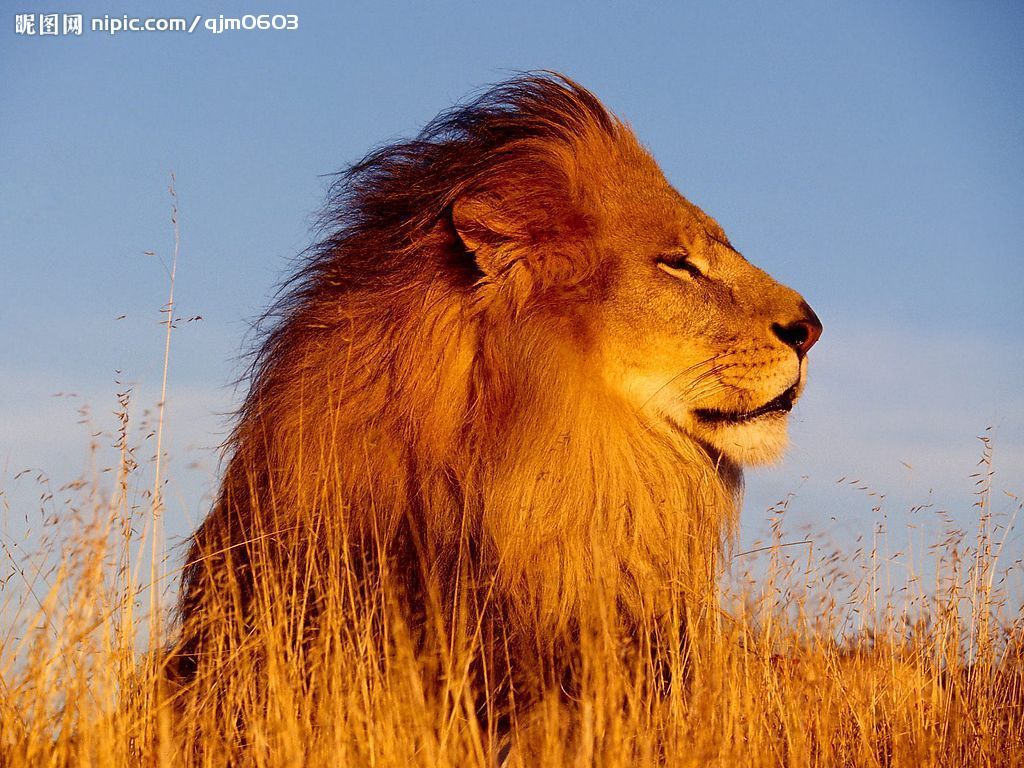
[171,73,821,697]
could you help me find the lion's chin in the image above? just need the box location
[683,376,804,466]
[693,412,791,466]
[658,406,790,466]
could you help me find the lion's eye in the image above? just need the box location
[656,249,703,278]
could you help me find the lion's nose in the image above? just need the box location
[772,303,822,358]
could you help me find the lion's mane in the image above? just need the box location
[173,73,738,689]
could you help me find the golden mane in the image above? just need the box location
[172,73,739,695]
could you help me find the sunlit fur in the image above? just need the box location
[171,73,819,701]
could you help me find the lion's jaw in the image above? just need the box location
[621,355,809,468]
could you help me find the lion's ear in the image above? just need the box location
[451,194,523,277]
[451,157,594,285]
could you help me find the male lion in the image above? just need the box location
[170,73,820,737]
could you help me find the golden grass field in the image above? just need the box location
[1,394,1021,767]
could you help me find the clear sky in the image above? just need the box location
[2,1,1022,597]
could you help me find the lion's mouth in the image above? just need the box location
[693,384,799,425]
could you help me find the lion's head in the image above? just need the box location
[174,72,821,690]
[449,90,821,469]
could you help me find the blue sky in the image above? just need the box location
[1,1,1022,599]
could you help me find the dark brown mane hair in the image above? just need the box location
[263,71,617,322]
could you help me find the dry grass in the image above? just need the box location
[1,391,1021,767]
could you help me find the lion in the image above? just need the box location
[169,72,821,734]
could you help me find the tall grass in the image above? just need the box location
[1,387,1021,766]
